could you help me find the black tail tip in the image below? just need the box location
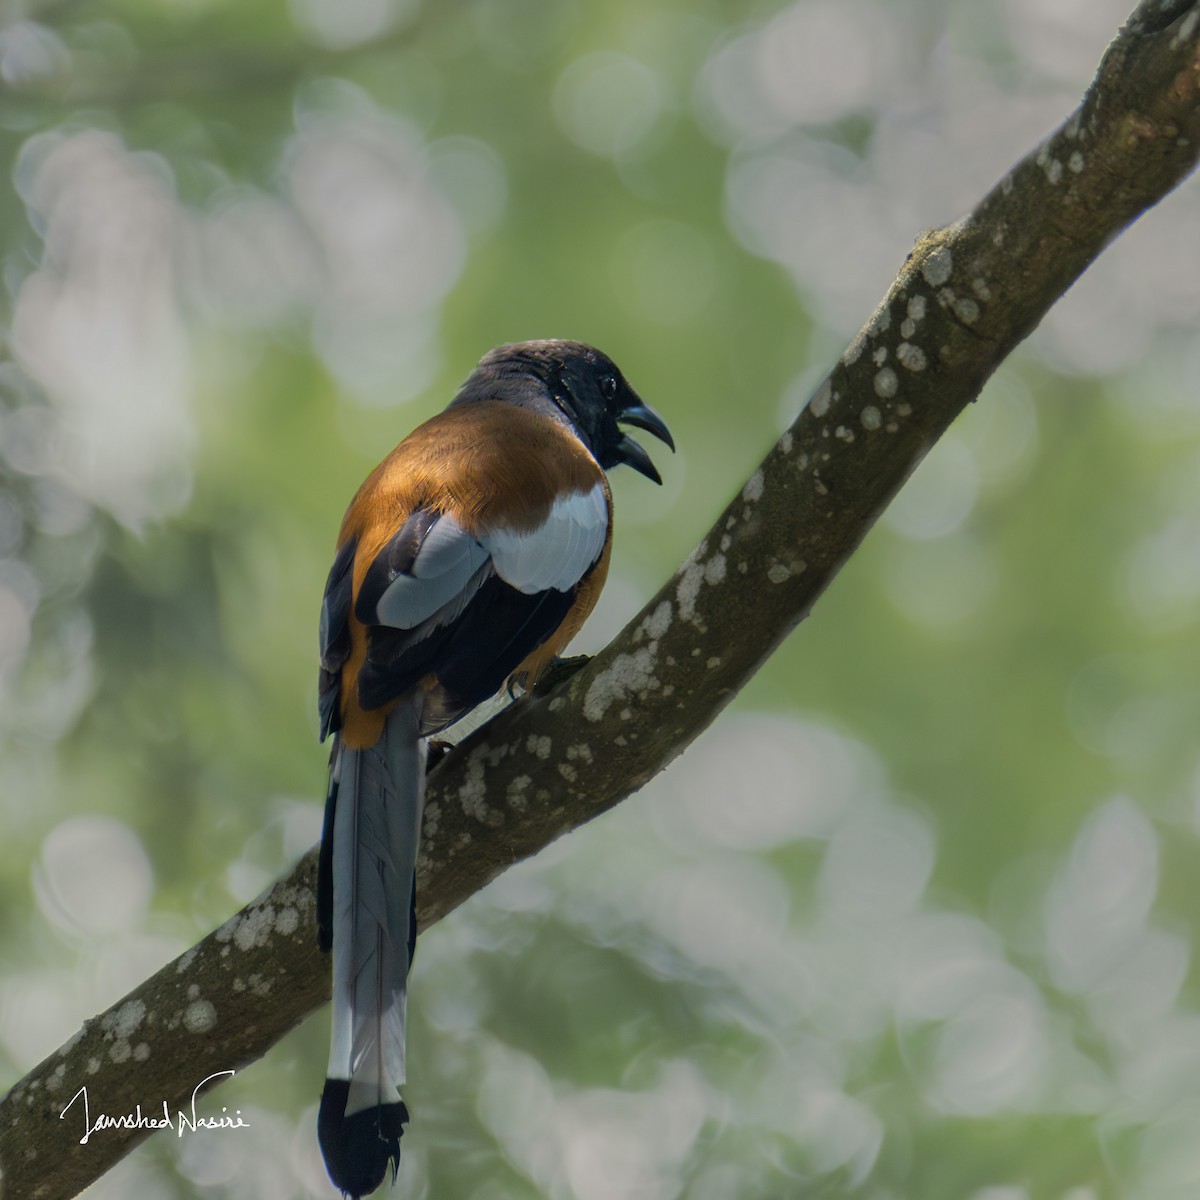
[319,1079,410,1198]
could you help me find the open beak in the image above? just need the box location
[616,401,674,485]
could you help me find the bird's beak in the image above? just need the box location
[616,401,674,485]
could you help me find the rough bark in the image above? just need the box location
[3,1,1200,1196]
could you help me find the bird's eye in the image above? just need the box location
[600,374,618,399]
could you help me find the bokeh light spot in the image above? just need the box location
[33,815,153,938]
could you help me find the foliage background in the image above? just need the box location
[3,0,1200,1196]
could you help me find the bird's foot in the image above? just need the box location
[532,654,592,696]
[426,739,453,770]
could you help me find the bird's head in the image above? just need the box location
[469,339,674,483]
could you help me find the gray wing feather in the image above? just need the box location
[375,514,491,630]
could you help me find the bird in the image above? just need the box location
[315,339,673,1197]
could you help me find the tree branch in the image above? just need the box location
[4,1,1200,1196]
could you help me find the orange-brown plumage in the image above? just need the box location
[334,401,613,749]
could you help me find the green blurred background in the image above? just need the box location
[3,0,1200,1196]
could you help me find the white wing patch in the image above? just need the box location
[375,513,491,630]
[373,485,608,629]
[485,483,609,595]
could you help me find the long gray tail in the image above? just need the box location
[318,693,425,1198]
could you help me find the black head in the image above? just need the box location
[459,339,674,483]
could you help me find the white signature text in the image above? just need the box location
[60,1070,249,1144]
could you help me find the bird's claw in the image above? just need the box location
[532,654,592,696]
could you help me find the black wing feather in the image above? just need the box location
[318,536,357,741]
[357,573,580,732]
